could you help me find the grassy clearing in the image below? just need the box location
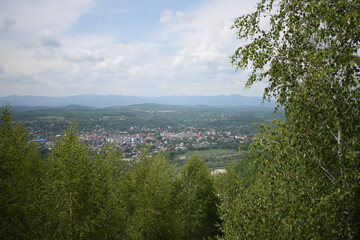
[171,149,247,170]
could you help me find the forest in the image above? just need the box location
[1,0,359,239]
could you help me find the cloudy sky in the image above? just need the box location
[0,0,266,97]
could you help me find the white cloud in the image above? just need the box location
[159,9,192,24]
[61,48,103,62]
[0,70,35,85]
[34,48,57,60]
[0,0,94,34]
[159,9,173,23]
[1,16,16,31]
[0,0,265,97]
[149,0,262,96]
[94,56,124,72]
[0,0,94,50]
[157,0,255,66]
[129,64,155,77]
[38,28,61,47]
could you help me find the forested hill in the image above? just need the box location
[12,103,281,120]
[12,103,283,133]
[0,94,276,108]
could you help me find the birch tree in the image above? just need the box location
[0,106,43,239]
[174,154,220,240]
[42,122,123,239]
[121,150,176,240]
[220,0,360,238]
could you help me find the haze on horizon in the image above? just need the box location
[0,0,267,98]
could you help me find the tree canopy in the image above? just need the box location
[220,0,360,239]
[0,106,43,239]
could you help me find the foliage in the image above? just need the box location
[170,149,247,171]
[174,154,220,240]
[220,0,360,239]
[41,122,123,239]
[1,105,226,239]
[0,106,43,239]
[121,149,177,240]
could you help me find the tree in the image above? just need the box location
[87,144,126,239]
[220,0,360,239]
[121,149,176,240]
[173,154,220,240]
[0,106,43,239]
[41,122,123,239]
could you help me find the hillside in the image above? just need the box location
[0,94,276,108]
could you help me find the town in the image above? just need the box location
[25,117,252,158]
[14,104,279,169]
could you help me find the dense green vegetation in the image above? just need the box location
[219,0,360,239]
[169,149,247,171]
[0,106,44,239]
[0,106,220,239]
[1,0,359,239]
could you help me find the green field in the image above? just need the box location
[170,149,247,170]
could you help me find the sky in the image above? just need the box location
[0,0,267,97]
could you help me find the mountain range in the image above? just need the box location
[0,94,276,109]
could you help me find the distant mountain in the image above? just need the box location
[60,104,99,111]
[8,106,53,112]
[0,94,276,108]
